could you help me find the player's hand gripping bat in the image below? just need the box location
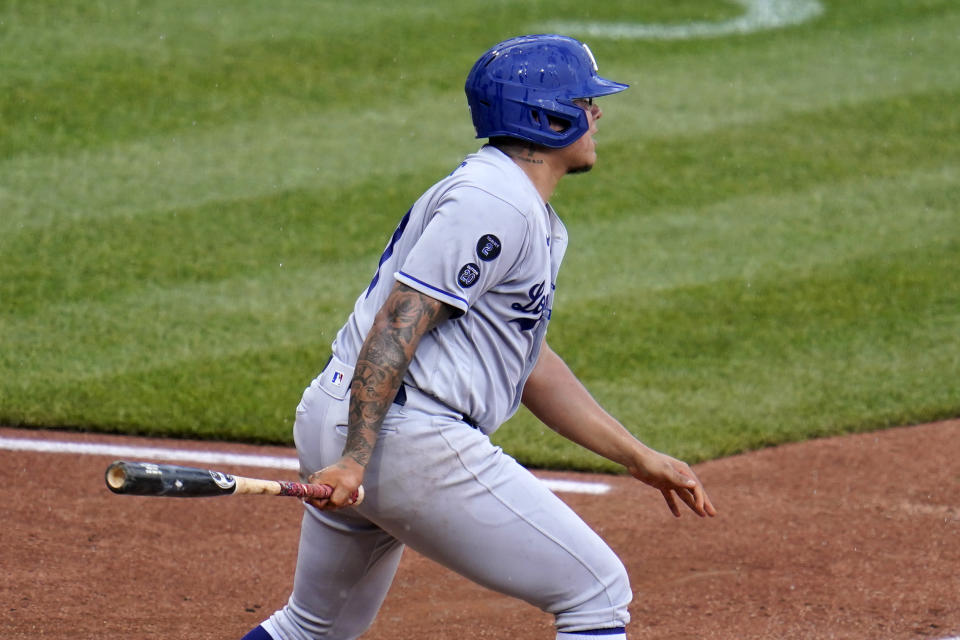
[104,460,364,505]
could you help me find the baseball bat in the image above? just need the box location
[104,460,364,505]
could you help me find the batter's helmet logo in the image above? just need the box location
[476,234,502,261]
[457,263,481,288]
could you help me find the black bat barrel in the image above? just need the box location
[105,460,237,497]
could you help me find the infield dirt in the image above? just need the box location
[2,421,958,639]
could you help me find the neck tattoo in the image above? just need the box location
[511,148,544,165]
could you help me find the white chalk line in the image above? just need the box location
[0,435,611,495]
[539,0,824,40]
[0,435,300,470]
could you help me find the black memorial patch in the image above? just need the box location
[457,263,481,288]
[476,234,502,261]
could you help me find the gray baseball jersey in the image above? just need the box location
[258,145,632,640]
[331,144,568,434]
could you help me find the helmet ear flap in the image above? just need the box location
[530,107,575,136]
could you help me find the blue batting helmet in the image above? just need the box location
[464,34,629,148]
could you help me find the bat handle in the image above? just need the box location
[278,481,364,505]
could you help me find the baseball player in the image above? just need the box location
[241,34,716,640]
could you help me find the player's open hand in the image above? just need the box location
[628,448,717,518]
[306,456,365,510]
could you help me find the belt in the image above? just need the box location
[320,355,479,430]
[391,383,479,430]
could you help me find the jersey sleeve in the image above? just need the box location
[395,187,529,316]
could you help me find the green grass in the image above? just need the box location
[2,0,958,471]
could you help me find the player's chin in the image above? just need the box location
[567,160,595,175]
[567,148,598,175]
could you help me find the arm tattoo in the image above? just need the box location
[344,283,450,467]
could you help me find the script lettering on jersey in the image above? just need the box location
[509,280,550,331]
